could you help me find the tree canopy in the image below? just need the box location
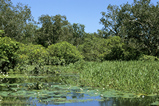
[100,0,159,57]
[0,0,35,42]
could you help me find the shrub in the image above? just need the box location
[47,41,83,65]
[0,36,19,72]
[0,30,4,37]
[78,36,110,61]
[78,36,125,61]
[138,55,159,61]
[17,43,49,65]
[104,36,124,60]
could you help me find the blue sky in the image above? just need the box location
[11,0,158,33]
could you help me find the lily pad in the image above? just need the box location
[121,93,136,98]
[69,86,80,90]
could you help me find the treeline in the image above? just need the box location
[0,0,159,72]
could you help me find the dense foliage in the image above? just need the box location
[0,0,35,42]
[100,0,159,57]
[0,0,158,60]
[78,36,124,61]
[47,41,83,65]
[0,0,158,71]
[78,35,143,61]
[17,43,49,65]
[35,15,86,47]
[0,35,19,72]
[138,54,159,61]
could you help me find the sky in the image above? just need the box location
[11,0,158,33]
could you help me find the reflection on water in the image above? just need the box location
[0,73,158,106]
[31,95,158,106]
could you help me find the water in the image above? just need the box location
[0,73,158,106]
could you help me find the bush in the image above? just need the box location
[122,47,141,60]
[104,36,125,60]
[78,36,125,61]
[47,41,83,65]
[0,30,4,37]
[17,43,49,65]
[0,36,19,72]
[138,55,159,61]
[78,36,110,61]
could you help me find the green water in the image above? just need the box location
[0,73,158,106]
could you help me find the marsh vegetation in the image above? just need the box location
[0,0,159,105]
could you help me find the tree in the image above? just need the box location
[100,0,159,57]
[72,23,85,46]
[0,0,35,41]
[78,35,111,61]
[100,4,122,37]
[36,15,70,47]
[95,29,108,38]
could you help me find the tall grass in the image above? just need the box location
[61,60,159,94]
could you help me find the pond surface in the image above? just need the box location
[0,73,158,106]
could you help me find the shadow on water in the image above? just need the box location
[0,73,158,106]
